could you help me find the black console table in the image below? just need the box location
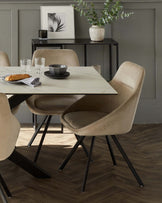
[32,38,119,80]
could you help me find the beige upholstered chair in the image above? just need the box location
[59,61,145,191]
[0,93,20,202]
[0,51,10,66]
[26,49,85,162]
[32,49,80,67]
[0,51,19,115]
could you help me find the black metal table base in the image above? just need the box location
[7,94,50,179]
[8,150,50,178]
[8,94,32,109]
[0,186,8,203]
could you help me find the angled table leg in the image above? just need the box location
[8,150,50,178]
[8,94,32,109]
[0,186,8,203]
[8,94,50,178]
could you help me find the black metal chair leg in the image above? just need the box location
[111,135,144,187]
[28,116,48,147]
[61,123,64,133]
[105,136,116,165]
[0,174,11,197]
[82,136,95,192]
[75,134,89,157]
[34,116,52,162]
[59,136,85,170]
[0,186,8,203]
[32,113,34,126]
[33,114,38,131]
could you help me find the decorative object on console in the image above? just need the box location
[38,30,48,40]
[73,0,133,41]
[41,6,75,39]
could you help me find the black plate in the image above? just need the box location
[44,71,70,79]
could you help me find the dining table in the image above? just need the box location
[0,66,117,178]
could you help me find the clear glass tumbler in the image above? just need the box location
[20,59,32,73]
[34,57,45,75]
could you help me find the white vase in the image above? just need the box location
[89,25,105,42]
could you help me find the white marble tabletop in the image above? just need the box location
[0,66,117,95]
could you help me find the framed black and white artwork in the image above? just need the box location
[40,6,75,39]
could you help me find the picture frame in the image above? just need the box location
[40,6,75,39]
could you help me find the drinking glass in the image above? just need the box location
[20,59,32,73]
[34,57,45,75]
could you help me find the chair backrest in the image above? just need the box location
[106,61,145,111]
[92,61,145,135]
[32,49,80,66]
[0,51,10,66]
[0,94,20,160]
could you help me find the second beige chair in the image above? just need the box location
[59,61,145,191]
[26,49,86,162]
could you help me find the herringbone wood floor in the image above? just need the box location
[0,124,162,203]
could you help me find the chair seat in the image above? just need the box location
[64,111,107,129]
[26,95,81,115]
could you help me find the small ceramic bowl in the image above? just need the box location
[49,64,67,75]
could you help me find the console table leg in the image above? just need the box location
[84,44,87,66]
[109,44,112,80]
[116,43,119,71]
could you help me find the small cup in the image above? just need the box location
[20,59,31,73]
[49,64,67,75]
[34,57,45,75]
[39,30,47,40]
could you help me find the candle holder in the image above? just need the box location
[38,30,47,40]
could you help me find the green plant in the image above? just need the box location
[73,0,133,26]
